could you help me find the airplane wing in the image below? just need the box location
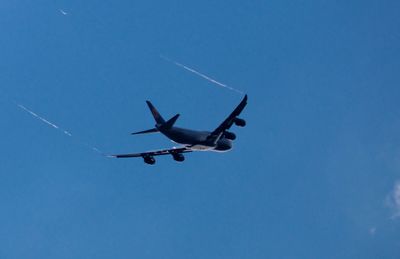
[208,94,248,141]
[111,146,192,158]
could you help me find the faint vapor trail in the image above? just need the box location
[59,9,68,15]
[15,102,104,155]
[160,55,244,94]
[16,103,71,135]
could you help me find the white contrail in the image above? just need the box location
[82,142,104,155]
[17,103,67,133]
[59,9,68,15]
[64,130,72,136]
[160,55,244,94]
[15,102,104,155]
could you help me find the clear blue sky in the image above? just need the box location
[1,1,400,258]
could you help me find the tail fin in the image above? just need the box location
[146,100,165,124]
[131,114,179,135]
[131,101,179,136]
[160,114,180,130]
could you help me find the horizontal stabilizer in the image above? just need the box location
[160,114,180,130]
[131,128,159,135]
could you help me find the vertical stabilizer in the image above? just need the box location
[146,101,165,125]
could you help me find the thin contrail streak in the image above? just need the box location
[17,104,67,133]
[59,9,68,15]
[160,55,244,94]
[15,102,104,155]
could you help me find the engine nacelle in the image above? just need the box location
[224,131,236,140]
[234,118,246,127]
[172,153,185,162]
[143,155,156,165]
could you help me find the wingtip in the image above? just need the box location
[146,100,156,110]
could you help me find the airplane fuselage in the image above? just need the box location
[157,126,233,152]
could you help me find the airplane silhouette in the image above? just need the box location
[112,95,247,164]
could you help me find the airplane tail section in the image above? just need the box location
[146,100,165,125]
[131,128,159,135]
[132,101,179,135]
[160,114,180,130]
[132,114,179,135]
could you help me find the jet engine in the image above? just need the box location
[172,153,185,162]
[143,155,156,165]
[234,118,246,127]
[224,131,236,140]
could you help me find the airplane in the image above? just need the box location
[111,94,247,164]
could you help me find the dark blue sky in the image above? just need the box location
[1,1,400,258]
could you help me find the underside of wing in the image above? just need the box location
[111,147,192,164]
[208,94,248,141]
